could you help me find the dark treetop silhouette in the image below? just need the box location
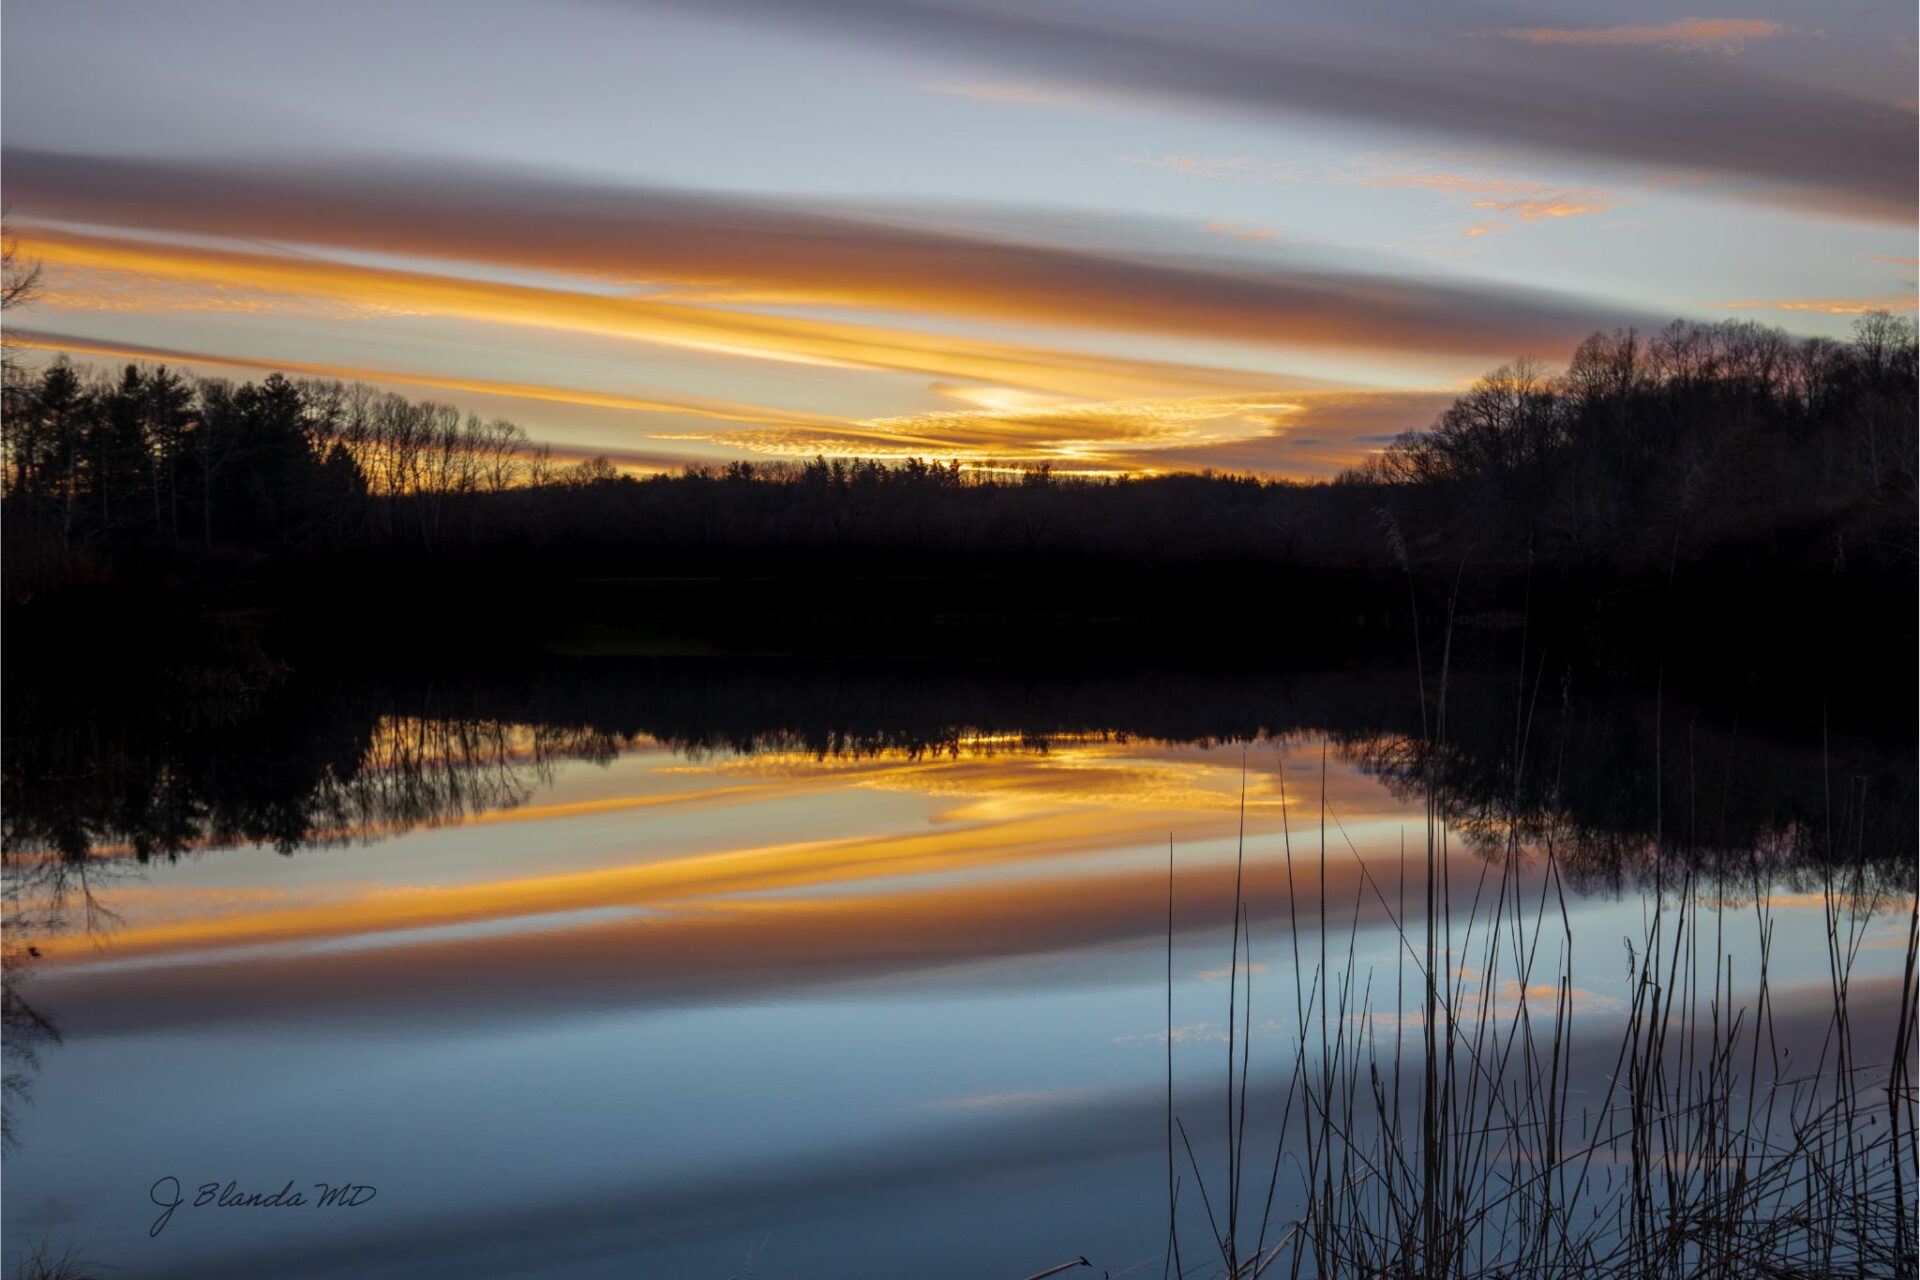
[2,315,1912,595]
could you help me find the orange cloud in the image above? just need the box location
[1122,153,1255,180]
[8,152,1656,360]
[1469,197,1612,221]
[34,261,389,319]
[656,392,1306,471]
[1492,18,1783,50]
[16,227,1273,402]
[656,386,1452,476]
[1203,220,1276,241]
[1346,163,1618,236]
[1713,294,1919,315]
[920,82,1083,106]
[6,328,838,432]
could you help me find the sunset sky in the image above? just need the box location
[4,0,1915,476]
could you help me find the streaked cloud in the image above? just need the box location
[14,226,1282,401]
[1713,294,1919,314]
[6,328,834,434]
[33,261,393,319]
[1469,197,1612,222]
[1203,220,1276,241]
[664,387,1450,475]
[1125,389,1455,477]
[5,152,1657,362]
[659,392,1306,471]
[615,0,1915,222]
[1123,154,1278,181]
[1490,18,1784,51]
[1346,167,1584,201]
[1343,162,1619,233]
[919,82,1084,106]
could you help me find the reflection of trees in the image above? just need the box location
[660,724,1102,763]
[1337,688,1917,895]
[1,648,1910,1149]
[0,691,630,1149]
[1,950,59,1152]
[1,703,630,863]
[1,851,123,1150]
[7,651,1907,887]
[300,717,624,848]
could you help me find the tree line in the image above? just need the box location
[1,313,1912,590]
[0,363,619,556]
[1350,313,1918,570]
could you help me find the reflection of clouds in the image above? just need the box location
[671,736,1398,822]
[1113,1022,1226,1046]
[120,971,1910,1280]
[34,835,1475,1036]
[926,1087,1097,1110]
[1196,962,1268,982]
[26,734,1432,978]
[1346,979,1622,1031]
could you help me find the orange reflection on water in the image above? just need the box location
[27,736,1427,979]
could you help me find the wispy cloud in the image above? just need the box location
[33,261,391,319]
[1469,197,1612,222]
[1713,294,1918,314]
[16,226,1277,401]
[918,82,1083,106]
[659,392,1305,472]
[1124,153,1264,180]
[1490,18,1784,51]
[1203,220,1275,241]
[1343,161,1618,236]
[1124,389,1453,478]
[7,152,1656,361]
[6,328,825,438]
[623,0,1914,223]
[663,387,1453,477]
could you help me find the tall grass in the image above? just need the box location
[1161,623,1918,1279]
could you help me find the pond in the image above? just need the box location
[3,655,1913,1278]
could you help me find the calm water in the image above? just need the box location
[3,658,1913,1278]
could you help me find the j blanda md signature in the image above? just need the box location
[149,1177,378,1237]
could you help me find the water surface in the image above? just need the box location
[4,657,1912,1278]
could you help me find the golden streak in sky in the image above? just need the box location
[17,228,1284,402]
[6,331,842,430]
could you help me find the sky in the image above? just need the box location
[3,0,1915,476]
